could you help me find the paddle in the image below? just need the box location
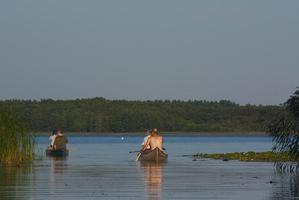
[135,152,141,161]
[129,150,140,153]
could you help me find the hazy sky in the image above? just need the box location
[0,1,298,105]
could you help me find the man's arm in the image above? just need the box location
[142,138,151,151]
[142,135,150,144]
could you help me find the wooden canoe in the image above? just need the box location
[46,149,69,157]
[137,148,168,162]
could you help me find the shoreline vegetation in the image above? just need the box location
[0,112,35,167]
[0,98,282,133]
[192,151,298,162]
[36,131,268,136]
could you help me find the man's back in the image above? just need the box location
[54,135,68,150]
[148,135,163,150]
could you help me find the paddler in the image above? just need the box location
[141,129,151,150]
[49,129,58,150]
[142,128,164,151]
[53,130,68,151]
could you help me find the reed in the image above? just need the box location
[0,111,35,166]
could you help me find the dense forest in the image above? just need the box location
[0,98,283,133]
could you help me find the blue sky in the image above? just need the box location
[0,1,298,105]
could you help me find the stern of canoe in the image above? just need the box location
[46,149,69,157]
[137,148,168,162]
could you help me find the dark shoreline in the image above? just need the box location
[35,131,269,137]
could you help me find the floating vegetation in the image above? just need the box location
[193,151,298,162]
[0,111,35,166]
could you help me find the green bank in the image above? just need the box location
[0,98,282,133]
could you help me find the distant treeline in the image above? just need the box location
[0,98,283,133]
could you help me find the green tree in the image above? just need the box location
[0,97,283,133]
[268,87,299,171]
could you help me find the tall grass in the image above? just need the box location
[0,111,35,166]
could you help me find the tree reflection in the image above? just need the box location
[271,173,299,199]
[140,162,165,200]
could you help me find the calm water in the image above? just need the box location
[0,135,298,200]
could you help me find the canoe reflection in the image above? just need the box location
[49,156,68,194]
[140,162,165,200]
[49,156,67,174]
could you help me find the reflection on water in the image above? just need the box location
[140,162,164,200]
[0,166,32,200]
[3,136,299,199]
[289,175,299,198]
[49,157,68,194]
[49,156,68,174]
[271,173,299,199]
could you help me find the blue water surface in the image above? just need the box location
[3,135,291,200]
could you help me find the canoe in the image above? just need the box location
[137,148,168,162]
[46,149,69,157]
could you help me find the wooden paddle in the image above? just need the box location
[135,152,141,161]
[129,148,166,153]
[129,150,141,153]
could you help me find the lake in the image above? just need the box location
[0,135,298,200]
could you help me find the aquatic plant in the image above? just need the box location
[194,151,296,162]
[0,111,35,166]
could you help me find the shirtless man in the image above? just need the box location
[142,128,163,151]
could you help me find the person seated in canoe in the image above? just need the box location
[142,128,164,151]
[141,129,151,150]
[53,130,68,151]
[49,129,68,151]
[48,129,58,150]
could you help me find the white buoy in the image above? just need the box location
[121,137,125,140]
